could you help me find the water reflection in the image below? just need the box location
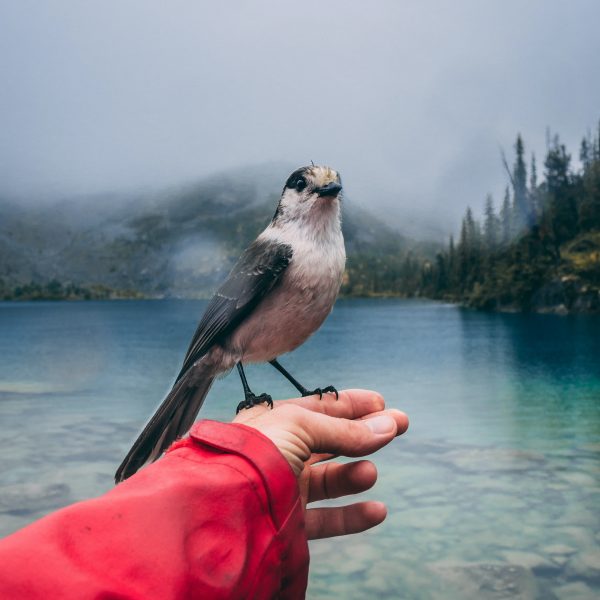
[457,309,600,452]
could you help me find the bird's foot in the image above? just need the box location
[236,392,273,414]
[301,385,338,400]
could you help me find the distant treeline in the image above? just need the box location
[0,280,142,301]
[409,124,600,312]
[340,251,423,297]
[3,125,599,311]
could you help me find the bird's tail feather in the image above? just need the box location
[115,359,217,483]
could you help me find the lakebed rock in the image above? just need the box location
[430,561,539,599]
[0,482,71,516]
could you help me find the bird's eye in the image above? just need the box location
[296,177,306,191]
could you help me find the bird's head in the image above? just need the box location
[272,165,342,228]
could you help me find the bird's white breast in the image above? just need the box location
[227,216,345,363]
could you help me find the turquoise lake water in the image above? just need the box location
[0,299,599,598]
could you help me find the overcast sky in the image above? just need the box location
[1,0,599,236]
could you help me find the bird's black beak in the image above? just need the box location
[315,182,343,197]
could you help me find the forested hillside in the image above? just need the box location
[0,166,434,300]
[3,124,599,313]
[419,125,600,313]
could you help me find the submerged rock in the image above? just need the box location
[565,549,600,585]
[431,561,540,599]
[0,482,71,516]
[438,446,546,474]
[554,581,598,599]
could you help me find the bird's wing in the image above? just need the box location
[175,238,293,381]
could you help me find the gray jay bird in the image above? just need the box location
[115,165,345,482]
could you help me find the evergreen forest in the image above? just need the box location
[413,124,600,312]
[2,124,599,313]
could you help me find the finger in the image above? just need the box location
[274,389,385,420]
[306,452,335,466]
[233,389,382,425]
[235,403,409,444]
[306,410,408,465]
[358,409,409,437]
[308,460,377,502]
[306,501,387,539]
[288,406,407,458]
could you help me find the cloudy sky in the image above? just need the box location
[1,0,599,236]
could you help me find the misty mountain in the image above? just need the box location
[0,166,435,299]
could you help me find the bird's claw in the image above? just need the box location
[236,393,273,414]
[302,386,338,400]
[323,386,339,399]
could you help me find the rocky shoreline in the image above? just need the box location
[471,276,600,315]
[529,276,600,314]
[3,281,600,315]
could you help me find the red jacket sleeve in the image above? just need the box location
[0,421,309,599]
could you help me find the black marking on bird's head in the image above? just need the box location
[284,167,311,193]
[273,165,342,223]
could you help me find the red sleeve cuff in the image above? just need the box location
[168,420,310,598]
[174,420,301,531]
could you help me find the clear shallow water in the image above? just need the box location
[0,299,599,599]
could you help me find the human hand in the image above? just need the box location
[233,389,408,540]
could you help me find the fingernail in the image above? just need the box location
[365,415,395,434]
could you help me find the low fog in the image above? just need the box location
[1,0,599,238]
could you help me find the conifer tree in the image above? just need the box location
[448,235,457,289]
[513,134,530,231]
[544,136,577,249]
[500,186,512,246]
[434,253,447,293]
[580,136,591,171]
[483,194,498,252]
[529,153,539,220]
[458,214,470,291]
[579,123,600,230]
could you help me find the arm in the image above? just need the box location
[0,421,307,600]
[0,390,408,599]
